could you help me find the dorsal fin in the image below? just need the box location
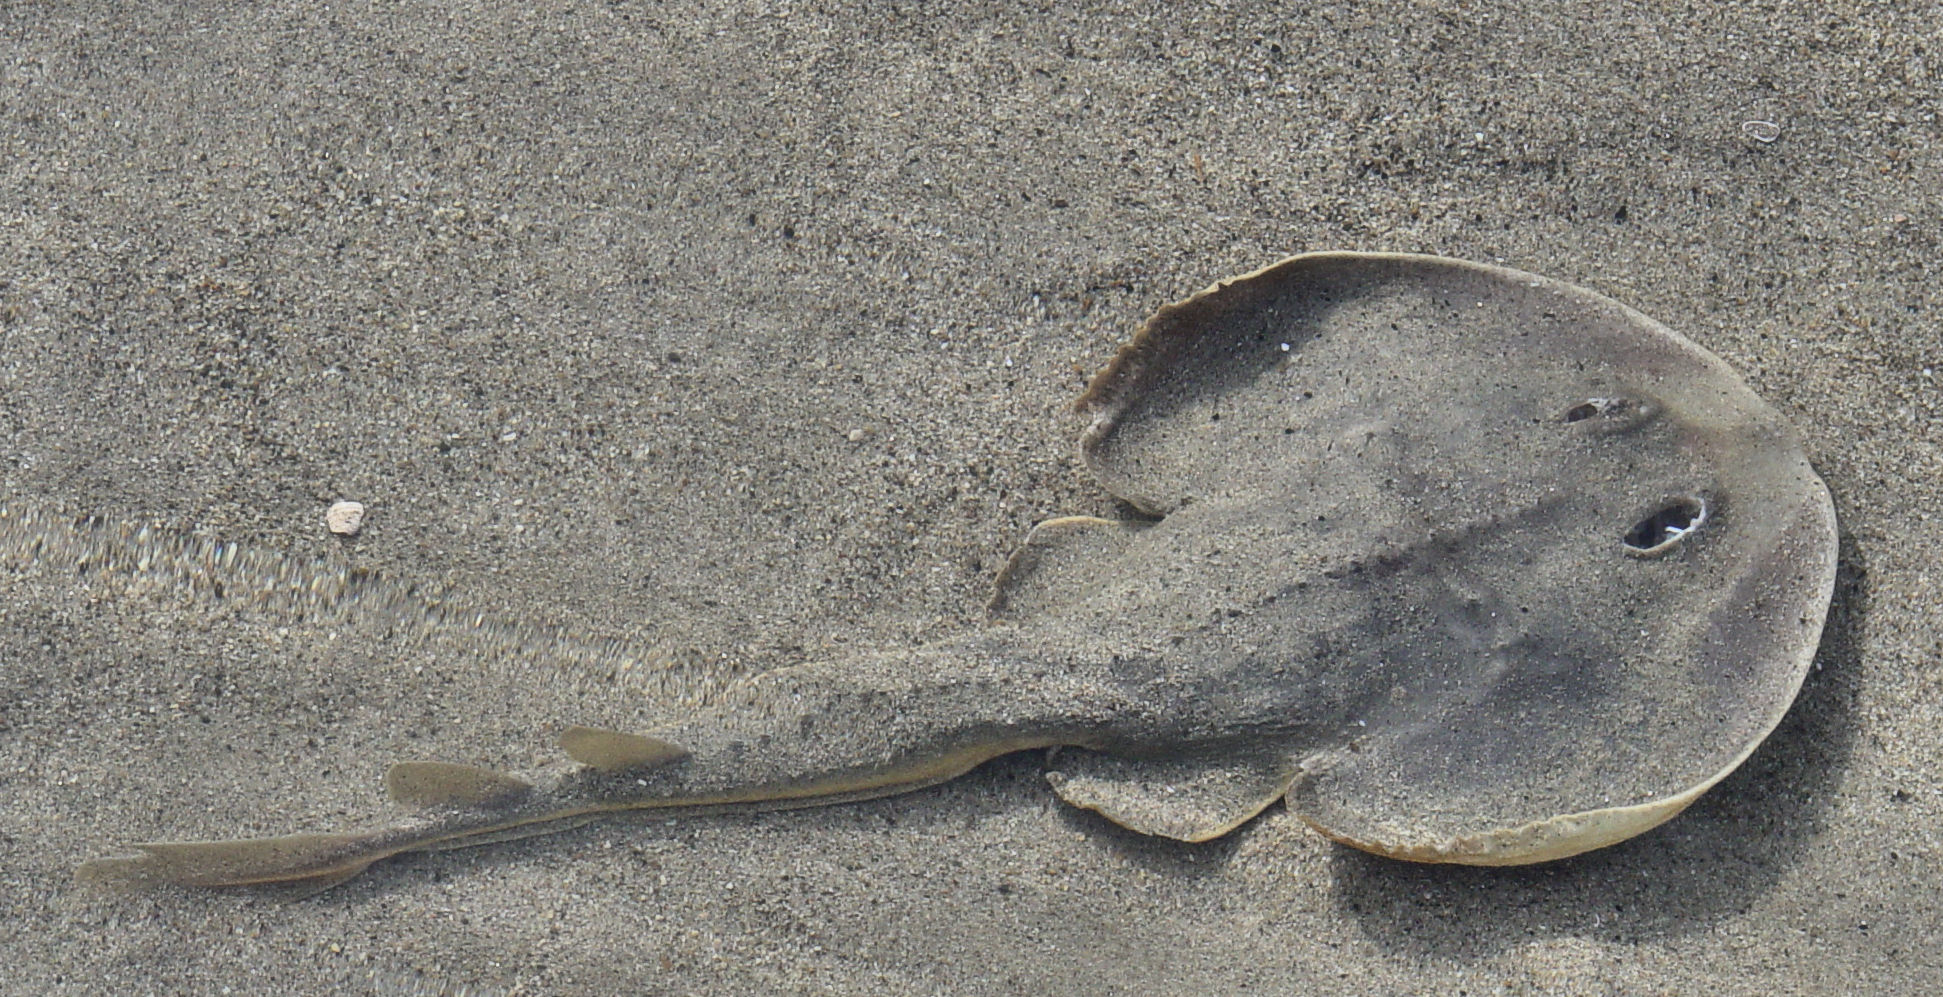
[987,515,1145,623]
[384,761,532,808]
[1046,748,1299,842]
[558,725,690,772]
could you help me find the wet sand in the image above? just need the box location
[3,2,1938,993]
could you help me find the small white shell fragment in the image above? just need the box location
[325,501,365,536]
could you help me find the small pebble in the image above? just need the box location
[325,501,365,536]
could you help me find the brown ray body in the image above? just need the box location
[77,253,1837,892]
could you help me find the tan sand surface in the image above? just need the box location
[2,2,1937,993]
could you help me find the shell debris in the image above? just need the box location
[326,501,366,536]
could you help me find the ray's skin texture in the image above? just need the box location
[76,253,1837,892]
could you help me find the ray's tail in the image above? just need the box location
[75,832,389,893]
[75,642,1095,893]
[72,742,640,891]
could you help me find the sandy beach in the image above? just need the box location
[3,2,1938,993]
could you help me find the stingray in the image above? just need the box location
[76,252,1837,891]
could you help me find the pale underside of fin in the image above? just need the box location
[558,725,690,771]
[385,761,533,808]
[1045,748,1300,842]
[987,515,1147,622]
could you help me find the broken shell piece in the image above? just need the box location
[325,501,365,536]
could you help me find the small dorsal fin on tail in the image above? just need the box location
[558,725,690,772]
[385,761,533,808]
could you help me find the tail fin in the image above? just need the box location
[75,832,382,891]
